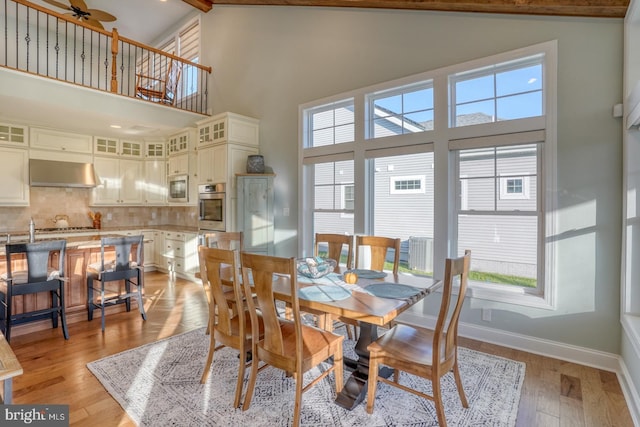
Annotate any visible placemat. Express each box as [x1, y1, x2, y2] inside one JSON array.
[[298, 285, 352, 302], [366, 283, 423, 299], [344, 269, 387, 279]]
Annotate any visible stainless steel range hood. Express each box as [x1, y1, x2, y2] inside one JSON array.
[[29, 159, 97, 188]]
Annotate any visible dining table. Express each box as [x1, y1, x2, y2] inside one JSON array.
[[271, 266, 442, 410]]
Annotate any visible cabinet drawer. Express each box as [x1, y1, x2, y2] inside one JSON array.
[[165, 239, 186, 258]]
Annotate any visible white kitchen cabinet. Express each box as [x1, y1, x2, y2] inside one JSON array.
[[167, 153, 190, 176], [197, 112, 259, 148], [154, 231, 165, 268], [91, 157, 144, 205], [0, 146, 29, 206], [162, 231, 198, 278], [30, 127, 92, 154], [144, 159, 167, 205], [0, 123, 27, 147], [94, 137, 143, 158], [196, 144, 226, 184], [167, 130, 191, 155], [236, 174, 275, 255], [145, 141, 165, 159]]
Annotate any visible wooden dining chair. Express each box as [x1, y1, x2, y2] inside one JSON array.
[[314, 233, 356, 338], [240, 253, 344, 427], [314, 233, 353, 268], [198, 245, 263, 408], [204, 231, 244, 251], [366, 250, 471, 427], [356, 235, 401, 274]]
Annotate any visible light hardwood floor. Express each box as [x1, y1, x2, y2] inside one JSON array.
[[5, 271, 635, 426]]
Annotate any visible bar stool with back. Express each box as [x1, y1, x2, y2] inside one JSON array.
[[86, 235, 147, 331], [0, 240, 69, 342]]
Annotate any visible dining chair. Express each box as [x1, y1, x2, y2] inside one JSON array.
[[366, 250, 471, 427], [198, 246, 263, 408], [204, 231, 244, 251], [355, 235, 401, 274], [0, 240, 69, 342], [314, 233, 356, 338], [240, 252, 344, 427], [86, 235, 146, 331], [314, 233, 353, 268]]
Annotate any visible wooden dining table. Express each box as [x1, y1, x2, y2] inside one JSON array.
[[270, 268, 442, 410]]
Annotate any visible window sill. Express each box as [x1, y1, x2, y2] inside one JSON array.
[[467, 282, 553, 309]]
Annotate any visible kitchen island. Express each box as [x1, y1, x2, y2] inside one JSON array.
[[0, 232, 162, 338]]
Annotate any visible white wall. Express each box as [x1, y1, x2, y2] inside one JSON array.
[[200, 6, 624, 355]]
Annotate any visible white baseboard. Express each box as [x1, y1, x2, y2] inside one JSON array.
[[398, 312, 620, 371]]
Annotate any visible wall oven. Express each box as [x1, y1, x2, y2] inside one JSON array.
[[198, 183, 226, 232], [168, 174, 189, 203]]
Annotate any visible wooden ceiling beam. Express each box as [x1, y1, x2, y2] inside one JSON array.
[[181, 0, 213, 12], [211, 0, 629, 18]]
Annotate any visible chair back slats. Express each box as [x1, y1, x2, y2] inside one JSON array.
[[241, 253, 295, 357], [204, 232, 244, 251], [6, 241, 66, 283], [314, 233, 353, 268], [198, 246, 242, 337], [100, 236, 143, 272], [355, 235, 401, 274], [433, 250, 471, 372]]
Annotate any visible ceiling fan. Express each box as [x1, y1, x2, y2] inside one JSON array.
[[41, 0, 116, 30]]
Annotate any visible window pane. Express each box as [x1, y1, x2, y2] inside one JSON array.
[[462, 177, 496, 210], [314, 212, 354, 236], [458, 215, 537, 287], [496, 64, 542, 97], [455, 100, 494, 126], [497, 92, 543, 120], [313, 161, 354, 210], [455, 75, 494, 104], [372, 152, 434, 275], [308, 101, 355, 147], [459, 147, 495, 178], [368, 82, 433, 138]]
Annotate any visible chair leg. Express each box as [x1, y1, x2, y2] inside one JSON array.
[[136, 273, 147, 321], [125, 279, 132, 312], [292, 368, 303, 427], [87, 276, 94, 321], [242, 348, 260, 411], [366, 353, 380, 414], [452, 361, 469, 408], [100, 280, 106, 332], [200, 334, 216, 384], [234, 349, 248, 408], [50, 290, 59, 329], [433, 375, 447, 427], [58, 282, 69, 340]]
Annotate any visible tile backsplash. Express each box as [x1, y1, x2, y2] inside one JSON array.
[[0, 187, 198, 232]]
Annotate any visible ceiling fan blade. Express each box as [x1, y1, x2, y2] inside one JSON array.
[[69, 0, 88, 11], [41, 0, 72, 11], [87, 9, 117, 22], [83, 17, 105, 30]]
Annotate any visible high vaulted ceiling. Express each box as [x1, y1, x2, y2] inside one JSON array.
[[201, 0, 629, 18]]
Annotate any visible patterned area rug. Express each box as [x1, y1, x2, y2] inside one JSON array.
[[87, 327, 525, 426]]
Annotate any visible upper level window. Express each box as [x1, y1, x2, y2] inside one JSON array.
[[449, 56, 543, 127], [155, 18, 200, 100], [306, 99, 355, 148], [367, 82, 434, 138]]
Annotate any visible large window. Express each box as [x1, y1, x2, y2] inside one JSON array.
[[300, 41, 556, 307], [156, 18, 200, 101]]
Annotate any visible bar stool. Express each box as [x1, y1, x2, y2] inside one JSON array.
[[0, 240, 69, 342], [87, 235, 146, 331]]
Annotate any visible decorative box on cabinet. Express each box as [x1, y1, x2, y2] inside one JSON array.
[[236, 174, 275, 255]]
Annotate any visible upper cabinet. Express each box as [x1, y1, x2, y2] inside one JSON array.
[[94, 137, 143, 158], [168, 129, 193, 155], [145, 141, 166, 159], [0, 146, 29, 206], [30, 127, 92, 154], [0, 123, 28, 147], [197, 112, 259, 148]]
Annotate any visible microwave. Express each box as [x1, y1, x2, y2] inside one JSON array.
[[168, 174, 189, 203]]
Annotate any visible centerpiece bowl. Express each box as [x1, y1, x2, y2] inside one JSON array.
[[296, 257, 337, 279]]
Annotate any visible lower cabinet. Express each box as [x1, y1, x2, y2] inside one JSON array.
[[161, 231, 198, 277]]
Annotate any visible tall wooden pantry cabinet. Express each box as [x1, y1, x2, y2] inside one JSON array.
[[236, 174, 275, 255]]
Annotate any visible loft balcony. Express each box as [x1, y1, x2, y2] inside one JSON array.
[[0, 0, 212, 134]]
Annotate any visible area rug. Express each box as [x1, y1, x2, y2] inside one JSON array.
[[87, 327, 525, 426]]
